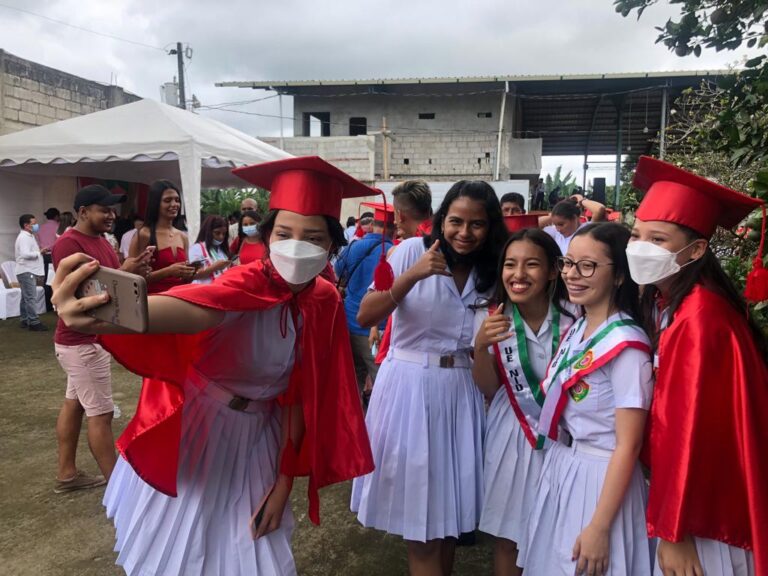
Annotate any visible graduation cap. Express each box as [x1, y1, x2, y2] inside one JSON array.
[[360, 201, 395, 224], [503, 214, 539, 233], [633, 156, 767, 302], [232, 156, 394, 290], [232, 156, 375, 219]]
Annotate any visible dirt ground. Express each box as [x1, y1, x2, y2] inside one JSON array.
[[0, 313, 493, 575]]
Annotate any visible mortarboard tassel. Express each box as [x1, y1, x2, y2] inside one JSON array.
[[373, 191, 395, 291], [745, 204, 768, 303]]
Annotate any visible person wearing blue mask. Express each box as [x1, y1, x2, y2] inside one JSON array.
[[188, 215, 232, 284], [14, 213, 48, 331], [230, 211, 266, 265]]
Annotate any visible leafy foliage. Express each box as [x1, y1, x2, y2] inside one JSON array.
[[545, 166, 579, 200], [200, 188, 269, 218]]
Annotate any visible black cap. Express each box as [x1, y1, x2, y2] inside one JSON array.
[[44, 207, 60, 219], [74, 185, 127, 211]]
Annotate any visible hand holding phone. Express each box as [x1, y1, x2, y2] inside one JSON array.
[[74, 266, 148, 333]]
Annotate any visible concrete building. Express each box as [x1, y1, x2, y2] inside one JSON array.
[[218, 71, 729, 202], [0, 49, 140, 136]]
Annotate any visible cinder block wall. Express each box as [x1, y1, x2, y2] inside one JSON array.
[[0, 50, 140, 135]]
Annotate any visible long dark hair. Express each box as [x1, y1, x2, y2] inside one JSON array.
[[258, 209, 347, 259], [639, 224, 768, 359], [424, 180, 507, 293], [495, 228, 574, 320], [57, 211, 74, 235], [144, 179, 182, 247], [572, 222, 641, 323], [195, 215, 230, 258]]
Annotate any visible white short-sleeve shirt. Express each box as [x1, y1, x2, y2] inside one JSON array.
[[385, 237, 493, 354], [544, 222, 589, 256], [561, 315, 653, 451]]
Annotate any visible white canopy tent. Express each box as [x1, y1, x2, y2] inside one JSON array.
[[0, 99, 290, 263]]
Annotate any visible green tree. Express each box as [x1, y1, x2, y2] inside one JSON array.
[[545, 166, 579, 201], [200, 188, 270, 218]]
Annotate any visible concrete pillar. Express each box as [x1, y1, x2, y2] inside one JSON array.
[[0, 49, 5, 135]]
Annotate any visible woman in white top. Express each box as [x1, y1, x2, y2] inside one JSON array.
[[519, 223, 654, 576], [188, 215, 232, 285], [543, 194, 606, 255], [351, 180, 508, 575], [472, 228, 578, 576]]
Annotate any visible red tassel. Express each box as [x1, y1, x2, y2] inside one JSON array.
[[745, 256, 768, 302], [373, 254, 394, 291]]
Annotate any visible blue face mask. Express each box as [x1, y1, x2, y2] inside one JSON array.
[[212, 238, 224, 246], [30, 223, 40, 233], [242, 224, 258, 237]]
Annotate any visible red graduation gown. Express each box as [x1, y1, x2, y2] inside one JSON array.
[[642, 285, 768, 573], [100, 260, 374, 525]]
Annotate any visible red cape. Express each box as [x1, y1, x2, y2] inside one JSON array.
[[100, 260, 374, 525], [642, 285, 768, 572]]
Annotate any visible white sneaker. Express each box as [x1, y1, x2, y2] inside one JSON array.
[[113, 404, 122, 419]]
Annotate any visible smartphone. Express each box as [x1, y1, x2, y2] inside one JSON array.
[[189, 259, 206, 270], [75, 267, 148, 333]]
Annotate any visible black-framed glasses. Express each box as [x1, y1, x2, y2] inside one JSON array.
[[556, 257, 614, 278]]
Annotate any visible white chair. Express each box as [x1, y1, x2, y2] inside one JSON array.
[[0, 264, 22, 320], [0, 261, 46, 315]]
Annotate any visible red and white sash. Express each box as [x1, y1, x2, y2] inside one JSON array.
[[537, 313, 650, 444], [493, 302, 574, 449]]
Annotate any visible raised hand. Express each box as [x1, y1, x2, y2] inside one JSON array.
[[51, 253, 113, 333], [475, 303, 512, 349], [407, 239, 452, 281]]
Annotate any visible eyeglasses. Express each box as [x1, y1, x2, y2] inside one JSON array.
[[556, 257, 614, 278]]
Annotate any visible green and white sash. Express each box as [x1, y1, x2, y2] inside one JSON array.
[[492, 303, 575, 449], [537, 313, 651, 444]]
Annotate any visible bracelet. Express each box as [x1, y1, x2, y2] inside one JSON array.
[[388, 289, 399, 306]]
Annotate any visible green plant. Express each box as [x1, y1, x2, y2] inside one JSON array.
[[200, 188, 270, 217], [545, 166, 579, 200]]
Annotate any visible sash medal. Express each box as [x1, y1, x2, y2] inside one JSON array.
[[536, 314, 651, 445], [492, 303, 574, 449]]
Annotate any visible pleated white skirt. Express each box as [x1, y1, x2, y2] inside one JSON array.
[[350, 357, 485, 542], [103, 382, 295, 576], [653, 538, 754, 576], [478, 387, 545, 544], [518, 441, 653, 575]]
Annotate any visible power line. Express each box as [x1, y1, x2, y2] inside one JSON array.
[[0, 2, 166, 52]]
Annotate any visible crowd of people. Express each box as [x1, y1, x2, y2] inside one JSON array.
[[13, 153, 767, 576]]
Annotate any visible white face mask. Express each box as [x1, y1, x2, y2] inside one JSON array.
[[269, 239, 328, 285], [625, 241, 697, 285]]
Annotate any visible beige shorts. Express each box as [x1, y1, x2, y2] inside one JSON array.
[[54, 343, 114, 417]]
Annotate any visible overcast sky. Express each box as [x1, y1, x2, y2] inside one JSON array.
[[0, 0, 760, 184]]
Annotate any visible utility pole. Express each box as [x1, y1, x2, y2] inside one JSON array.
[[176, 42, 186, 110]]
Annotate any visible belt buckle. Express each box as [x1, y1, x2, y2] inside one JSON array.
[[228, 395, 249, 411], [439, 355, 455, 368]]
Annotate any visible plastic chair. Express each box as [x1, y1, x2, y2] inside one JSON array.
[[1, 261, 46, 315], [0, 263, 22, 320]]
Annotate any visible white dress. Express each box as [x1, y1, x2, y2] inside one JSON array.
[[104, 307, 297, 576], [477, 305, 560, 544], [518, 314, 654, 575], [350, 237, 489, 542]]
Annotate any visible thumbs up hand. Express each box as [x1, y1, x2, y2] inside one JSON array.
[[407, 240, 452, 281]]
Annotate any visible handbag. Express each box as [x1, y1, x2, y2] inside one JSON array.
[[336, 241, 380, 299]]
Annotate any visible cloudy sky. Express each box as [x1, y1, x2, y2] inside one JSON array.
[[0, 0, 759, 183]]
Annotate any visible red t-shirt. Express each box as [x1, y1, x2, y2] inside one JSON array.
[[52, 228, 121, 346]]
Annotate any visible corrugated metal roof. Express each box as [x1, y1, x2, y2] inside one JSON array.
[[215, 69, 730, 89]]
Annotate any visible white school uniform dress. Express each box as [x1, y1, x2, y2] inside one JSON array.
[[543, 222, 588, 256], [350, 236, 489, 542], [104, 307, 298, 576], [188, 241, 228, 285], [476, 302, 578, 544], [518, 312, 654, 575]]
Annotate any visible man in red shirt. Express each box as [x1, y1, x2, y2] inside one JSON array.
[[51, 185, 152, 493]]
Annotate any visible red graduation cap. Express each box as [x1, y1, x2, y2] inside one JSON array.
[[232, 156, 376, 219], [633, 156, 762, 238], [504, 214, 539, 233], [360, 201, 395, 224], [633, 156, 767, 302], [232, 156, 395, 291]]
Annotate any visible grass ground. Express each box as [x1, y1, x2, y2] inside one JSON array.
[[0, 313, 493, 575]]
